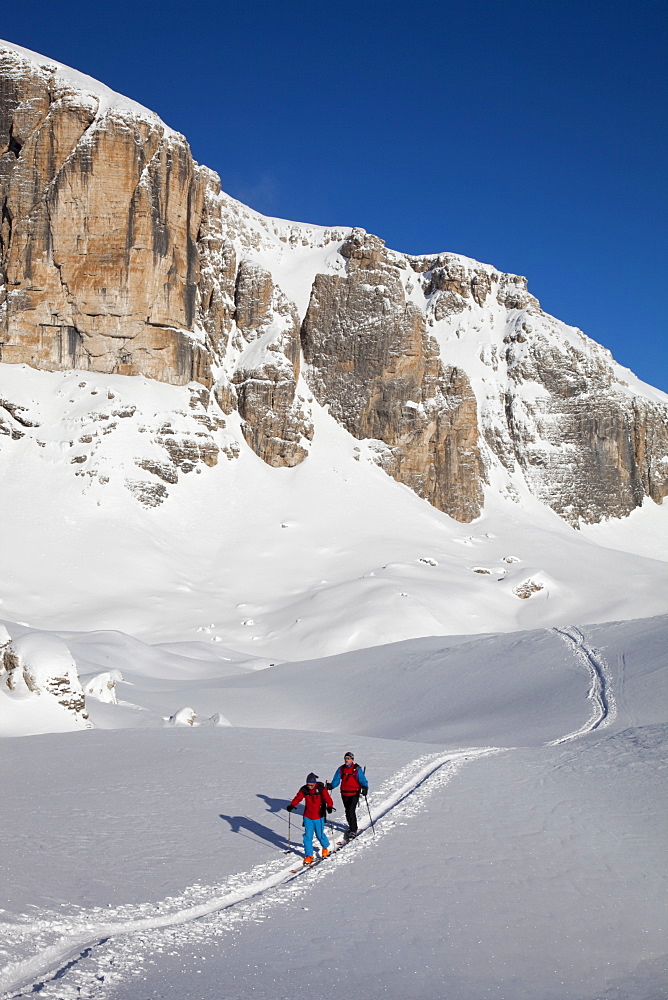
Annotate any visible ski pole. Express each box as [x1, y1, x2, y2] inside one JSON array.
[[364, 793, 375, 836], [363, 766, 375, 837], [288, 810, 291, 852]]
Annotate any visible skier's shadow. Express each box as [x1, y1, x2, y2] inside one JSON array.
[[218, 813, 290, 852], [256, 793, 288, 815]]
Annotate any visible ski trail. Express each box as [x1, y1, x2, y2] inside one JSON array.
[[549, 625, 616, 745], [0, 746, 502, 1000], [1, 624, 617, 998]]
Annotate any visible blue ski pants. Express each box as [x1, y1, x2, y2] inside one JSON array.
[[302, 817, 330, 856]]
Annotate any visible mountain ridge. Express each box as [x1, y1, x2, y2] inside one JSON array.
[[1, 39, 667, 527]]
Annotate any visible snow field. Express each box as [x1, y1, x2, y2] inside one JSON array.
[[0, 743, 498, 998], [0, 615, 665, 998], [0, 362, 667, 672], [198, 730, 664, 1000]]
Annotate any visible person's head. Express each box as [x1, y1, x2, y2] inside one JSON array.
[[306, 772, 318, 786], [344, 752, 354, 764]]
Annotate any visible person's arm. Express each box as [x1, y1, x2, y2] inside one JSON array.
[[329, 767, 342, 789], [323, 787, 334, 810], [358, 768, 369, 790], [287, 788, 305, 810]]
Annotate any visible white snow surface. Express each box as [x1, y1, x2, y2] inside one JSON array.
[[0, 363, 667, 675], [0, 615, 665, 999]]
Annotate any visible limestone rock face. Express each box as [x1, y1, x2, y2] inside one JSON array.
[[0, 48, 211, 385], [230, 260, 313, 467], [195, 173, 238, 360], [412, 252, 499, 316], [302, 229, 483, 520], [502, 329, 668, 523], [1, 42, 666, 527]]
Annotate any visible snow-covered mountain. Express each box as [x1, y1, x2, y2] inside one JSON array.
[[2, 39, 667, 529], [0, 39, 666, 1000], [0, 38, 666, 712]]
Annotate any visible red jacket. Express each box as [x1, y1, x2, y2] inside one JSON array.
[[289, 782, 334, 820], [332, 762, 367, 795]]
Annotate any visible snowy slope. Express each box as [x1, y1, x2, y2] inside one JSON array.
[[0, 616, 665, 999], [0, 41, 667, 681], [1, 363, 667, 680]]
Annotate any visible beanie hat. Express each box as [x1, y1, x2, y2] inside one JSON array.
[[306, 772, 318, 784], [344, 751, 354, 759]]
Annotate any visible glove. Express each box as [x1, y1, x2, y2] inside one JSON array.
[[361, 787, 368, 797], [287, 804, 295, 812], [325, 782, 333, 790], [326, 806, 334, 814]]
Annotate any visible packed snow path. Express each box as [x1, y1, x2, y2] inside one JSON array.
[[0, 622, 630, 1000]]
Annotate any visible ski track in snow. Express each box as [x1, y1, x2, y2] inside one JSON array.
[[0, 624, 617, 998], [549, 625, 616, 744], [0, 748, 503, 999]]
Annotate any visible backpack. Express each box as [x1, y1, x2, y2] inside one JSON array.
[[300, 782, 328, 817], [339, 763, 362, 794]]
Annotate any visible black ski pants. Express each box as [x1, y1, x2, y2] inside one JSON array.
[[342, 792, 360, 833]]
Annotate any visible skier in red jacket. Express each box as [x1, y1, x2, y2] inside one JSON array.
[[328, 751, 369, 841], [287, 772, 335, 865]]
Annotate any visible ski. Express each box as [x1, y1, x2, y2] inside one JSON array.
[[289, 855, 327, 874], [290, 855, 323, 873], [289, 842, 342, 873]]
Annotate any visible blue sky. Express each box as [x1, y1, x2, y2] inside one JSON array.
[[6, 0, 668, 391]]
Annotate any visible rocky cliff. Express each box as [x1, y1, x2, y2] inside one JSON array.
[[1, 40, 667, 525]]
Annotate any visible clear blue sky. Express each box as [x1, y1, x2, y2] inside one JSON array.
[[6, 0, 668, 391]]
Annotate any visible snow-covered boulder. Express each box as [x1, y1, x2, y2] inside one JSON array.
[[1, 633, 89, 727], [166, 706, 198, 727], [165, 707, 232, 727], [83, 669, 123, 704], [199, 712, 232, 727]]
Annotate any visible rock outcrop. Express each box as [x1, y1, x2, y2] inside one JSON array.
[[1, 41, 667, 525], [0, 49, 212, 385], [1, 630, 90, 726], [502, 328, 668, 523], [302, 230, 483, 520], [231, 260, 313, 467]]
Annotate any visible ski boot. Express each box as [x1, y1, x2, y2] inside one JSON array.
[[302, 855, 314, 865], [321, 848, 330, 859]]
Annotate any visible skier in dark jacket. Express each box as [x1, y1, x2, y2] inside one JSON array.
[[328, 751, 368, 840], [287, 772, 335, 865]]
